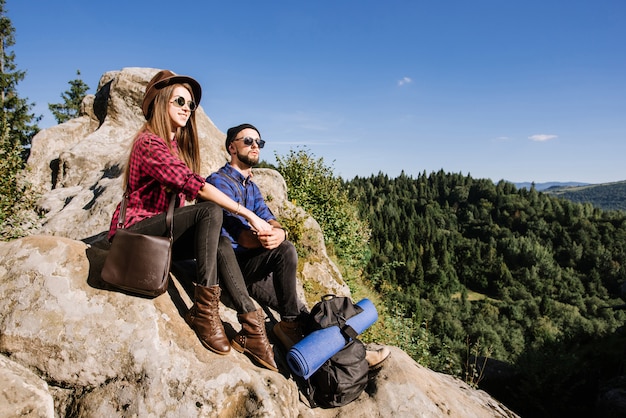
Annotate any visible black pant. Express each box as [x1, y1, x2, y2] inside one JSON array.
[[128, 201, 222, 287], [217, 236, 306, 320]]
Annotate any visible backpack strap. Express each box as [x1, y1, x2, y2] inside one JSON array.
[[340, 324, 358, 341], [304, 379, 319, 408], [325, 295, 359, 341]]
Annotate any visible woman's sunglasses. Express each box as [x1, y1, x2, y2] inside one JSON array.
[[235, 137, 266, 148], [170, 96, 197, 111]]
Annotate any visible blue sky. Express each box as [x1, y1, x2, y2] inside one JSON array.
[[8, 0, 626, 184]]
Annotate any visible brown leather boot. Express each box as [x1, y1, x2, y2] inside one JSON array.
[[366, 346, 391, 370], [231, 309, 278, 372], [272, 320, 305, 349], [185, 285, 230, 355]]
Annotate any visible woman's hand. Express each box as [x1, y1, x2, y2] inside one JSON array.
[[196, 182, 273, 235], [246, 212, 272, 232]]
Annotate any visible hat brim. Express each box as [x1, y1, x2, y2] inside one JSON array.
[[154, 75, 202, 105], [142, 71, 202, 119]]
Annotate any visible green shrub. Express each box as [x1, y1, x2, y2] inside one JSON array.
[[276, 147, 370, 269]]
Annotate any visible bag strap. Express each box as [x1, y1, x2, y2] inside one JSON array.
[[117, 192, 176, 238], [340, 324, 359, 341], [215, 170, 245, 203], [164, 194, 176, 239], [116, 193, 129, 229], [305, 379, 318, 408], [323, 295, 359, 341]]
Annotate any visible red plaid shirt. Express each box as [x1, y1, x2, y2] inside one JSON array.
[[108, 130, 205, 239]]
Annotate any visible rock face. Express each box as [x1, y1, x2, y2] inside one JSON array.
[[0, 236, 518, 417], [0, 67, 519, 417]]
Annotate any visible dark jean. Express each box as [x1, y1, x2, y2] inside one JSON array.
[[128, 201, 222, 287], [217, 236, 306, 320]]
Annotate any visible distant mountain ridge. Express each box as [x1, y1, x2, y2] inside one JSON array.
[[516, 180, 626, 211], [514, 181, 590, 191]]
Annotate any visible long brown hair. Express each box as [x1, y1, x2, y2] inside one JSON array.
[[124, 83, 201, 188]]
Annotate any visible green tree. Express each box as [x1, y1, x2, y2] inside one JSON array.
[[0, 0, 40, 160], [0, 0, 40, 238], [48, 70, 90, 124]]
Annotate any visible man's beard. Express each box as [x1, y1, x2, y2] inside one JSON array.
[[237, 150, 259, 167]]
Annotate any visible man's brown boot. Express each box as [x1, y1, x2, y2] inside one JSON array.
[[185, 284, 231, 355], [366, 346, 391, 370], [272, 320, 305, 349], [231, 308, 278, 372]]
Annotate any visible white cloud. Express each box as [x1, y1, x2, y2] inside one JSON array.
[[397, 76, 412, 87], [529, 134, 558, 142]]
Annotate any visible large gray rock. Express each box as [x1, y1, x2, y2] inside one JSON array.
[[0, 355, 55, 418], [0, 236, 518, 417]]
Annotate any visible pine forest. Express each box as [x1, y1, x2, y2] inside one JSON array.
[[343, 170, 626, 416]]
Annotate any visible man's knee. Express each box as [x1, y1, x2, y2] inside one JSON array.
[[278, 240, 298, 263]]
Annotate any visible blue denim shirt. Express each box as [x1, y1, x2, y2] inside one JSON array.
[[206, 163, 276, 252]]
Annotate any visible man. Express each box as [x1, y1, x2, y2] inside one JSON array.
[[207, 123, 307, 349], [208, 123, 389, 367]]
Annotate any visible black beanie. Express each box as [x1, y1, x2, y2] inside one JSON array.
[[225, 123, 260, 149]]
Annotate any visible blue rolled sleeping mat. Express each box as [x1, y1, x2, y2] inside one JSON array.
[[286, 298, 378, 379]]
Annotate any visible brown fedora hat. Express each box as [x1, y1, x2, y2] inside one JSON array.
[[142, 69, 202, 119]]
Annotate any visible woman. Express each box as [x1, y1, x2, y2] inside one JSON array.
[[107, 70, 277, 371]]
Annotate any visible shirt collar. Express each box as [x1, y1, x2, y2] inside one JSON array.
[[224, 162, 252, 185]]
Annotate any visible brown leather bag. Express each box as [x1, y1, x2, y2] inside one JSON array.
[[101, 194, 176, 297]]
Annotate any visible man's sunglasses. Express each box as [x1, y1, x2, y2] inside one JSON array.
[[170, 96, 197, 111], [235, 137, 265, 148]]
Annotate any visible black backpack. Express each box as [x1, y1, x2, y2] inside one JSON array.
[[302, 295, 370, 408]]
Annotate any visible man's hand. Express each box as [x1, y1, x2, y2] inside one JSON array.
[[256, 227, 287, 250]]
